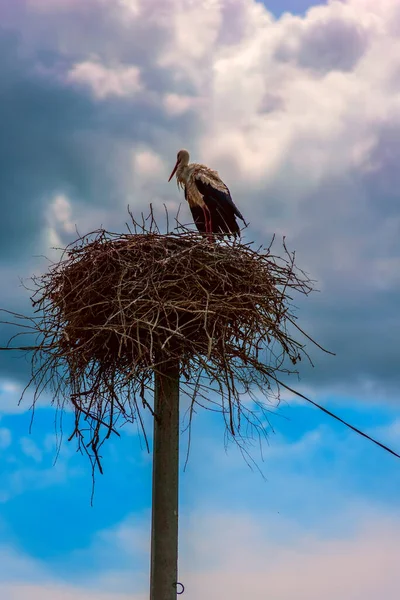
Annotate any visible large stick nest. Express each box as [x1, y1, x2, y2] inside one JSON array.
[[5, 211, 320, 473]]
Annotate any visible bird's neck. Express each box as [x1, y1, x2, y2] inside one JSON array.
[[176, 163, 190, 184]]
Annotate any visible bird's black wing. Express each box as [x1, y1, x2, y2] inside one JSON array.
[[194, 179, 246, 235], [185, 186, 206, 233], [190, 206, 207, 233], [195, 179, 246, 223]]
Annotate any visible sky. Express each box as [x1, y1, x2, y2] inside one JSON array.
[[0, 0, 400, 598]]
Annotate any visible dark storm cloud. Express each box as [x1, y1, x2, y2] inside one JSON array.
[[0, 0, 399, 404], [0, 0, 198, 96], [0, 18, 197, 264], [275, 17, 369, 73], [362, 125, 400, 216], [298, 291, 400, 396], [0, 28, 142, 260], [297, 18, 369, 72], [258, 157, 400, 399], [0, 29, 96, 259]]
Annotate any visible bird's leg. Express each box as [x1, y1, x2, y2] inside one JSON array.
[[202, 206, 210, 233], [203, 205, 213, 241]]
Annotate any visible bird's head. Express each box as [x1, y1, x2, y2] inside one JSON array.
[[168, 149, 190, 182]]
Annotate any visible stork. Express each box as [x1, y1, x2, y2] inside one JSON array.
[[168, 149, 247, 236]]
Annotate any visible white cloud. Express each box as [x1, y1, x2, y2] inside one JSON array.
[[117, 0, 141, 18], [0, 583, 139, 600], [19, 438, 42, 463], [163, 93, 203, 116], [369, 417, 400, 448], [0, 460, 82, 504], [0, 380, 31, 415], [0, 379, 55, 415], [50, 195, 76, 235], [49, 194, 76, 236], [0, 425, 83, 504], [45, 193, 77, 251], [0, 428, 12, 449], [181, 512, 400, 600], [132, 149, 165, 179], [1, 509, 400, 599], [26, 0, 84, 10], [68, 60, 142, 99], [0, 545, 49, 587]]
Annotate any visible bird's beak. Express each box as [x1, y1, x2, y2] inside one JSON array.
[[168, 159, 180, 182]]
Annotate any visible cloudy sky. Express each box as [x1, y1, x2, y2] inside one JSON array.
[[1, 0, 400, 598]]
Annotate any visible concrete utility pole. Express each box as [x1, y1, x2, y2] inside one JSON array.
[[150, 356, 180, 600]]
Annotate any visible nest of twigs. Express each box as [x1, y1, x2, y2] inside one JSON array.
[[6, 210, 319, 473]]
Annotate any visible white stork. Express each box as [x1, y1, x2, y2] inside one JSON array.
[[168, 149, 247, 236]]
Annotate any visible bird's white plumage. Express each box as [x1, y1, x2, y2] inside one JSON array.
[[177, 163, 229, 208]]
